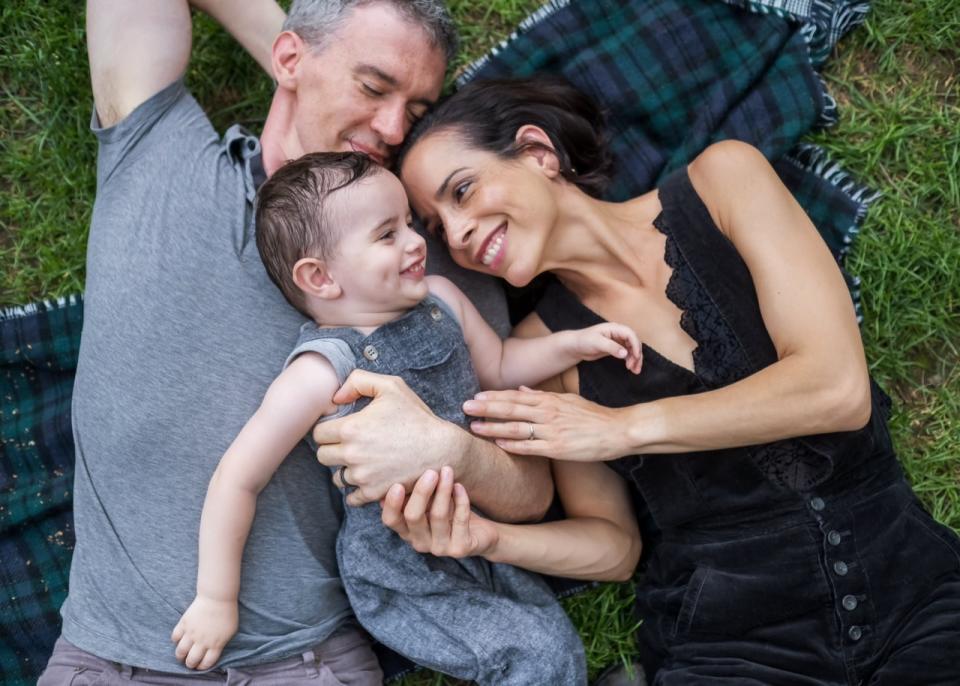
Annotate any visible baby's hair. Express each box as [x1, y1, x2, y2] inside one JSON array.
[[398, 74, 614, 198], [255, 151, 381, 316]]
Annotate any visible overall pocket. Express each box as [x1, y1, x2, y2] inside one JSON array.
[[672, 561, 830, 639]]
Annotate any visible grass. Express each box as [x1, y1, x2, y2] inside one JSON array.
[[1, 0, 958, 683]]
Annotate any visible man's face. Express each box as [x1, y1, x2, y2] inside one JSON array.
[[291, 3, 447, 165]]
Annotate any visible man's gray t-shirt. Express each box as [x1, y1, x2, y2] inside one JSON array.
[[62, 78, 509, 672], [62, 79, 349, 670]]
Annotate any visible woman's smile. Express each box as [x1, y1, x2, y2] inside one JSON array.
[[478, 222, 508, 269]]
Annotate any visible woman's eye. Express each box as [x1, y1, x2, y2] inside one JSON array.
[[362, 83, 383, 97], [453, 182, 471, 204]]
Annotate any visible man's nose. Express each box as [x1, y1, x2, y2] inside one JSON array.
[[371, 102, 406, 147]]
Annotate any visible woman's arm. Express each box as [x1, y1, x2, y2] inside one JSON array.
[[466, 141, 872, 460], [382, 460, 640, 581], [172, 353, 338, 670], [487, 460, 641, 580], [381, 334, 640, 581]]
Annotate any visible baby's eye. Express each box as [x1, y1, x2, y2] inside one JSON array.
[[362, 83, 384, 97], [379, 229, 396, 241]]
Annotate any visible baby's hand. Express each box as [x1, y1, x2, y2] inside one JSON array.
[[171, 595, 239, 670], [571, 323, 643, 374]]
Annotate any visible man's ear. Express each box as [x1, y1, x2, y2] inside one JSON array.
[[515, 125, 561, 178], [292, 257, 342, 300], [272, 31, 306, 91]]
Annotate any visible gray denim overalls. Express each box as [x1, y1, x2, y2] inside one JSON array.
[[287, 295, 587, 685]]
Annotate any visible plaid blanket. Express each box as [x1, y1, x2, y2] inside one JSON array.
[[1, 0, 872, 683]]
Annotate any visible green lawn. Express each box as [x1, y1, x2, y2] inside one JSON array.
[[1, 0, 958, 683]]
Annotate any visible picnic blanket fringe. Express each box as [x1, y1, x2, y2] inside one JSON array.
[[0, 294, 82, 322], [457, 0, 572, 85], [786, 142, 881, 259], [782, 142, 880, 321]]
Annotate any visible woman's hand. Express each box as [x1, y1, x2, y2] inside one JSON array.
[[463, 387, 634, 461], [381, 466, 500, 559]]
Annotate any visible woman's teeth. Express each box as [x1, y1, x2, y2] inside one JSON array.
[[482, 232, 505, 266]]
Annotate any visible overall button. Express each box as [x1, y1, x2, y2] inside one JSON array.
[[809, 497, 825, 511], [842, 595, 858, 611], [363, 345, 379, 361], [827, 530, 842, 546], [430, 306, 443, 321], [848, 625, 862, 642], [833, 561, 849, 576]]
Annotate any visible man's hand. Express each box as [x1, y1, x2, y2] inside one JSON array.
[[313, 370, 465, 507], [381, 466, 500, 559], [171, 594, 239, 670]]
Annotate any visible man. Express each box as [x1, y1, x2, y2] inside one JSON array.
[[38, 1, 551, 682]]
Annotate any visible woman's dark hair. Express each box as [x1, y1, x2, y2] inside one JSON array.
[[398, 74, 614, 197]]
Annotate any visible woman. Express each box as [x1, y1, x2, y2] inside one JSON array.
[[384, 76, 960, 684]]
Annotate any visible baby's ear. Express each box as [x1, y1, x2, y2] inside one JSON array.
[[292, 258, 342, 300], [515, 125, 561, 178]]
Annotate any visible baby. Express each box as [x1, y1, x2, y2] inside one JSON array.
[[171, 152, 641, 684]]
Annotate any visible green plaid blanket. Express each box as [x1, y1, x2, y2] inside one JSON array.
[[0, 0, 873, 682]]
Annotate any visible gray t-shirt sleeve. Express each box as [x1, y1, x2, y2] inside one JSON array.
[[91, 78, 212, 186], [284, 332, 358, 422]]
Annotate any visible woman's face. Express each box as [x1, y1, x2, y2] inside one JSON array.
[[400, 130, 559, 287]]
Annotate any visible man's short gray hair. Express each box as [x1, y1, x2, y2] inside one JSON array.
[[283, 0, 458, 63]]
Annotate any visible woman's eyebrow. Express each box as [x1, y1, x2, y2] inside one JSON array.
[[436, 167, 468, 200]]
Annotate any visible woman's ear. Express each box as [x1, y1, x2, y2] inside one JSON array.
[[292, 257, 342, 300], [272, 31, 306, 91], [515, 125, 561, 178]]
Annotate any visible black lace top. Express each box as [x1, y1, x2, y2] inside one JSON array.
[[536, 166, 893, 515], [654, 211, 833, 491]]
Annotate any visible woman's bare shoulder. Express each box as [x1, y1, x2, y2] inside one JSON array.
[[687, 141, 777, 234]]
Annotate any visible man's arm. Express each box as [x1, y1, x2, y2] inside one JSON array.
[[191, 1, 285, 76], [87, 0, 283, 128], [313, 370, 554, 522]]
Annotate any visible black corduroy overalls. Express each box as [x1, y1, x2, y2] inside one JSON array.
[[536, 168, 960, 685]]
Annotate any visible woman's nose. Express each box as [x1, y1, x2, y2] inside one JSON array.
[[447, 221, 476, 249]]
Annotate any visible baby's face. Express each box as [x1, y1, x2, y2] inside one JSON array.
[[324, 171, 429, 314]]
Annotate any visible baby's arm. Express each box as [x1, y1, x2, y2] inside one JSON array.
[[171, 353, 340, 670], [427, 275, 641, 391]]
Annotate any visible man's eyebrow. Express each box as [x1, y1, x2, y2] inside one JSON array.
[[354, 63, 435, 108], [436, 167, 468, 201], [355, 63, 399, 87]]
